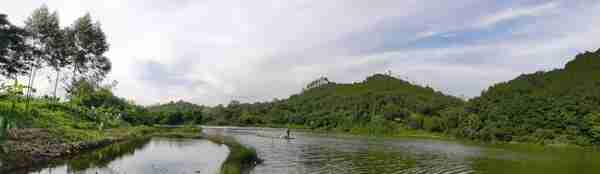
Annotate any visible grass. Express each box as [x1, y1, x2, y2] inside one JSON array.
[[0, 98, 202, 143], [150, 126, 202, 139], [47, 126, 202, 143], [205, 135, 261, 174]]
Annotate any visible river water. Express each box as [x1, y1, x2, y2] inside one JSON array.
[[21, 127, 600, 174], [203, 126, 600, 174]]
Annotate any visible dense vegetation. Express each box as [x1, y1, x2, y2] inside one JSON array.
[[461, 49, 600, 145], [145, 100, 206, 125]]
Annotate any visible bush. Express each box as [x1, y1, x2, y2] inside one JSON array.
[[585, 112, 600, 143], [408, 113, 424, 129], [423, 116, 442, 132]]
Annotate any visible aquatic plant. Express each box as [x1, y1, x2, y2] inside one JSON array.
[[220, 139, 260, 174], [0, 110, 19, 142], [0, 116, 6, 141], [205, 135, 260, 174]]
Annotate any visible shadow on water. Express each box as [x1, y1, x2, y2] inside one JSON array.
[[11, 139, 151, 174], [21, 138, 229, 174], [203, 126, 600, 174]]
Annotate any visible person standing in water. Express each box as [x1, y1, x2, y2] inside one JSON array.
[[285, 128, 291, 138]]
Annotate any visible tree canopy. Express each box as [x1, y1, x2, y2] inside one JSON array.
[[0, 14, 31, 79]]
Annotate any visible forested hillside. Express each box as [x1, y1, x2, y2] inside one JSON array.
[[462, 49, 600, 145], [204, 74, 465, 134]]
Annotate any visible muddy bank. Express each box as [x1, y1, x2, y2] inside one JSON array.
[[0, 129, 118, 172]]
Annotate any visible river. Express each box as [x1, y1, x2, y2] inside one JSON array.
[[203, 126, 600, 174], [22, 127, 600, 174]]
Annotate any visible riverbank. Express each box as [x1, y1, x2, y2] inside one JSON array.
[[0, 126, 201, 173]]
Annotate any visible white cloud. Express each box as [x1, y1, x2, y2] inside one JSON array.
[[415, 31, 438, 39], [475, 1, 559, 28]]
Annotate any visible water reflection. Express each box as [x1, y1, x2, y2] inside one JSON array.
[[26, 138, 228, 174]]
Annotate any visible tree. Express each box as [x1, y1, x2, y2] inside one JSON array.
[[0, 14, 32, 81], [1, 14, 33, 110], [24, 6, 69, 106], [66, 13, 111, 88]]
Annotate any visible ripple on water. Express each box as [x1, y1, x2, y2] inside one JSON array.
[[205, 127, 480, 174]]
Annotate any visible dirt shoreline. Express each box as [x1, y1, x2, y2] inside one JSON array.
[[0, 129, 121, 173]]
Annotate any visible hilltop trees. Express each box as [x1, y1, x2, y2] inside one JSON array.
[[146, 100, 206, 125], [200, 74, 465, 134]]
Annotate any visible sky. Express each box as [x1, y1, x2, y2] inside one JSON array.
[[2, 0, 600, 105]]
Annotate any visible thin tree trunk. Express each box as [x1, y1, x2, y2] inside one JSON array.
[[72, 64, 77, 81], [10, 78, 18, 112], [25, 68, 35, 112], [26, 68, 34, 99], [53, 70, 60, 102], [25, 67, 39, 113]]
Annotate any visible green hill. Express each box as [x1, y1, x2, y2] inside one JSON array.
[[464, 49, 600, 145], [209, 74, 464, 134]]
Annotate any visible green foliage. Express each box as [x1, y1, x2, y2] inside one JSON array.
[[69, 79, 127, 109], [584, 112, 600, 143], [423, 116, 442, 132], [0, 9, 124, 135], [408, 113, 424, 129], [206, 136, 260, 174], [465, 49, 600, 145], [67, 13, 111, 80], [0, 14, 32, 79], [0, 115, 16, 141], [24, 5, 68, 70], [145, 100, 206, 125]]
